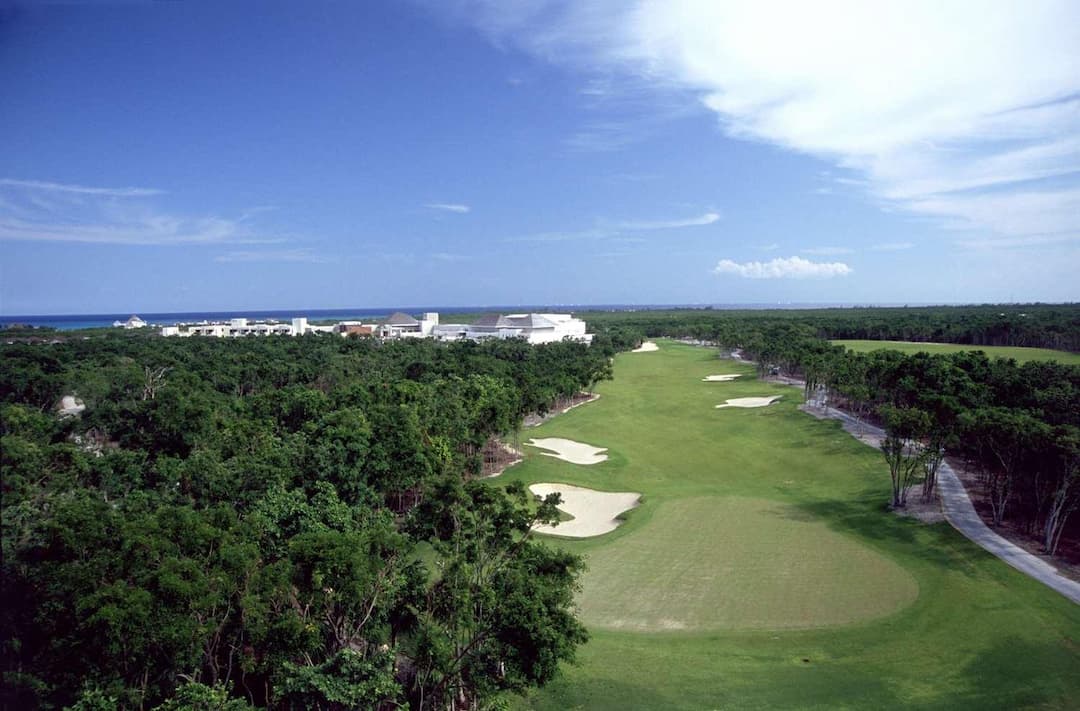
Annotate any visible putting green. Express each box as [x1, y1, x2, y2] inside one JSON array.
[[579, 497, 918, 631]]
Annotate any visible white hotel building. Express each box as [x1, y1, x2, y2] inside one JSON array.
[[159, 312, 592, 345]]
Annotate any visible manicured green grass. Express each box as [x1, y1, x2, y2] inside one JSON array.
[[492, 340, 1080, 710], [578, 497, 918, 632], [833, 339, 1080, 365]]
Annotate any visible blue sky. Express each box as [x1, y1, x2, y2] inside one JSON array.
[[1, 1, 1078, 315]]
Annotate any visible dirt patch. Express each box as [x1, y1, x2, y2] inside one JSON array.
[[893, 484, 945, 524], [57, 395, 85, 417], [522, 392, 599, 428], [478, 438, 523, 479]]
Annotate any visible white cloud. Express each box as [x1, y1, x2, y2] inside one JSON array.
[[425, 203, 471, 214], [617, 211, 719, 230], [0, 178, 281, 246], [430, 252, 473, 262], [801, 246, 854, 255], [215, 248, 328, 263], [713, 256, 852, 279], [448, 1, 1080, 246], [513, 210, 718, 241]]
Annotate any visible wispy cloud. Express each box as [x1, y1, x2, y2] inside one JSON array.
[[449, 1, 1080, 247], [430, 252, 473, 262], [871, 242, 914, 251], [425, 203, 471, 214], [0, 178, 165, 197], [512, 210, 719, 242], [714, 256, 852, 279], [801, 246, 854, 256], [617, 211, 719, 230], [214, 248, 327, 263], [0, 178, 282, 246]]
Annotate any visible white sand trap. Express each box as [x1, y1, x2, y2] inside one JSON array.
[[702, 374, 742, 382], [630, 341, 659, 352], [529, 483, 640, 537], [525, 437, 608, 465], [715, 396, 781, 409]]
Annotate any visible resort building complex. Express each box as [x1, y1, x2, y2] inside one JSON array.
[[154, 312, 593, 344]]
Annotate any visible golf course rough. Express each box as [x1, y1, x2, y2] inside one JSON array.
[[498, 339, 1080, 710]]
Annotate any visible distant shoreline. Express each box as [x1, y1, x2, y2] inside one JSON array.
[[0, 301, 1044, 331]]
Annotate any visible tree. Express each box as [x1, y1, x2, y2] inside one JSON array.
[[962, 407, 1048, 527], [404, 478, 587, 710], [879, 406, 931, 508], [916, 395, 960, 502], [1043, 426, 1080, 555]]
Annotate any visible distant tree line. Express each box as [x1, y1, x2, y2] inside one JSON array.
[[585, 303, 1080, 352], [1, 334, 620, 710]]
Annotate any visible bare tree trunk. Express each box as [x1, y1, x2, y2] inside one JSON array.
[[921, 445, 945, 502], [1044, 477, 1079, 555], [142, 365, 170, 401]]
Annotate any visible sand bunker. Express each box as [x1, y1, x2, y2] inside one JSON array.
[[702, 374, 742, 382], [529, 483, 641, 537], [716, 396, 781, 409], [630, 341, 659, 353], [525, 437, 609, 465]]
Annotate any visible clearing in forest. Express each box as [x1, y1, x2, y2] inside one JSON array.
[[496, 339, 1080, 710]]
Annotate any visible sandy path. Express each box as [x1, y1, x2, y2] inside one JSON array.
[[529, 483, 640, 537], [631, 341, 659, 353], [703, 374, 742, 382], [716, 396, 781, 409], [525, 437, 609, 465]]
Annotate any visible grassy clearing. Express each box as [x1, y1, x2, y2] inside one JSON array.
[[492, 340, 1080, 709], [832, 339, 1080, 365]]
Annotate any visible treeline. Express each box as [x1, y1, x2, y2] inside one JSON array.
[[715, 321, 1080, 556], [584, 303, 1080, 352], [1, 334, 620, 710]]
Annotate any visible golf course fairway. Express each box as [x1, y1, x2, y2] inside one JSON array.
[[494, 340, 1080, 710], [832, 339, 1080, 365]]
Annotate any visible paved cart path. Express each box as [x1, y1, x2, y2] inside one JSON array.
[[811, 405, 1080, 605]]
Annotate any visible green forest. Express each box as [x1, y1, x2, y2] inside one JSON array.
[[583, 302, 1080, 352], [2, 335, 619, 710]]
